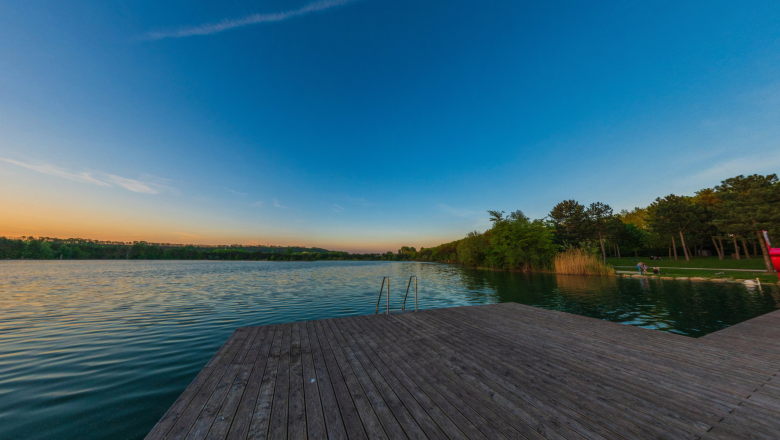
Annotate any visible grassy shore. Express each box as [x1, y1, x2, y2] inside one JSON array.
[[617, 268, 779, 283], [606, 256, 767, 270]]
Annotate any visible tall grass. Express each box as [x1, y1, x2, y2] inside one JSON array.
[[554, 248, 615, 276]]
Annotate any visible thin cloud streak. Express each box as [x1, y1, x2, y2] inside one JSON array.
[[1, 158, 109, 187], [105, 174, 158, 194], [1, 158, 162, 194], [682, 152, 780, 189], [274, 199, 288, 208], [147, 0, 360, 40]]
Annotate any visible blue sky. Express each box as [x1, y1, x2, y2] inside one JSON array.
[[1, 0, 779, 252]]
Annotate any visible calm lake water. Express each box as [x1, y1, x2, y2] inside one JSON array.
[[1, 260, 779, 440]]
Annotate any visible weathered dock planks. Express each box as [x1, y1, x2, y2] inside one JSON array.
[[146, 303, 780, 439]]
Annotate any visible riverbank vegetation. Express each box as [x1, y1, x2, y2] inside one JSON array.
[[0, 238, 400, 261], [405, 173, 780, 275], [555, 249, 615, 276], [623, 268, 778, 283], [606, 256, 766, 270]]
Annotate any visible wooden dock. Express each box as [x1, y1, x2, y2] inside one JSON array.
[[145, 303, 780, 439]]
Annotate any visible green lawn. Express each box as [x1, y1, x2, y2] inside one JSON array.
[[607, 256, 768, 270], [616, 268, 779, 283]]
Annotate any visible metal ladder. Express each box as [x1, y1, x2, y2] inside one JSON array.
[[403, 276, 418, 312], [375, 276, 390, 314], [375, 276, 418, 314]]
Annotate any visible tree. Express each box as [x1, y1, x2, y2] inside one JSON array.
[[606, 216, 629, 258], [622, 223, 646, 257], [585, 202, 613, 263], [457, 232, 488, 268], [618, 207, 648, 230], [549, 200, 588, 246], [714, 174, 780, 273], [692, 188, 726, 259], [398, 246, 417, 260], [486, 212, 558, 271], [646, 195, 706, 262]]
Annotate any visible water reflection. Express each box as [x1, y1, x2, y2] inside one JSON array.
[[450, 266, 779, 337]]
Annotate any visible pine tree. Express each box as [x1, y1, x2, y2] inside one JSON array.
[[646, 195, 707, 262], [714, 174, 780, 273]]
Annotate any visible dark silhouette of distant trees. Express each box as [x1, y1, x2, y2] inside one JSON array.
[[0, 238, 405, 262]]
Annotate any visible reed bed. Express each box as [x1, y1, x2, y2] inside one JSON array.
[[554, 248, 615, 276]]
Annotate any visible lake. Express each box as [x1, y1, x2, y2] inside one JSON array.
[[1, 260, 778, 440]]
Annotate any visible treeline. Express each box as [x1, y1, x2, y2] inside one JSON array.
[[399, 174, 780, 273], [0, 237, 406, 262], [398, 211, 558, 271]]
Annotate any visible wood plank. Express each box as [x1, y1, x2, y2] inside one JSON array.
[[145, 328, 251, 440], [205, 326, 269, 440], [368, 314, 596, 440], [162, 328, 256, 440], [299, 321, 327, 439], [267, 324, 292, 439], [426, 306, 731, 426], [355, 316, 529, 440], [148, 302, 780, 440], [311, 319, 368, 440], [326, 318, 425, 439], [288, 322, 307, 440], [336, 314, 473, 440], [315, 319, 389, 439], [398, 311, 700, 440], [224, 325, 277, 440], [447, 305, 754, 404], [305, 320, 349, 440], [331, 315, 453, 440], [246, 323, 284, 440], [184, 327, 263, 440]]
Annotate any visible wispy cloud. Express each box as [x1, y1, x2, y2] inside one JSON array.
[[682, 152, 780, 189], [274, 199, 288, 208], [1, 158, 166, 194], [104, 174, 157, 194], [252, 201, 264, 207], [332, 204, 344, 212], [222, 186, 248, 196], [1, 158, 110, 187], [147, 0, 360, 40], [174, 232, 201, 238]]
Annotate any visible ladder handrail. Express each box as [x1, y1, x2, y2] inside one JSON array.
[[402, 276, 418, 312], [375, 276, 390, 314]]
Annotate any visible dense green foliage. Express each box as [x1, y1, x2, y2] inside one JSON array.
[[0, 237, 407, 262], [403, 173, 780, 274], [400, 210, 559, 271]]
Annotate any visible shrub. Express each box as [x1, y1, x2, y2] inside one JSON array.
[[554, 248, 614, 276]]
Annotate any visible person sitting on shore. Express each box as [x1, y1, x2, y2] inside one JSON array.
[[653, 267, 660, 274], [637, 262, 647, 274]]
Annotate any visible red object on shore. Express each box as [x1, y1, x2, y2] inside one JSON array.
[[771, 247, 780, 273], [761, 231, 780, 279], [764, 231, 780, 281]]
